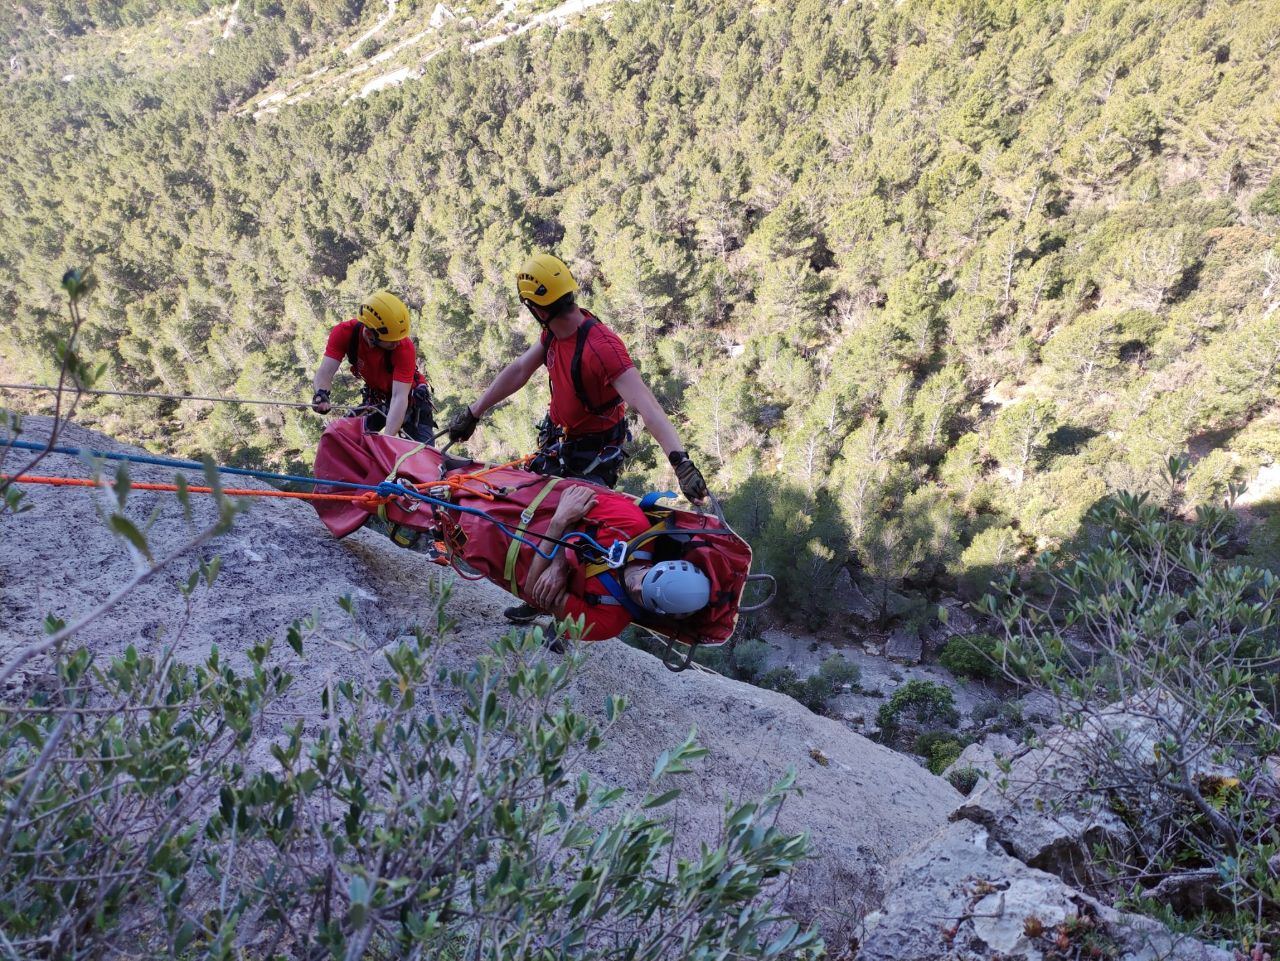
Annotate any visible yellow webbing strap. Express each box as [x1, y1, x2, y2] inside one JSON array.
[[376, 442, 429, 526], [582, 513, 670, 580], [504, 477, 562, 595], [386, 442, 427, 481]]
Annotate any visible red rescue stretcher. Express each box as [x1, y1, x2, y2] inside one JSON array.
[[310, 418, 774, 670]]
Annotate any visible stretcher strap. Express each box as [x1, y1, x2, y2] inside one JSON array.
[[504, 476, 561, 595], [596, 571, 648, 620], [388, 442, 428, 479], [376, 441, 429, 525]]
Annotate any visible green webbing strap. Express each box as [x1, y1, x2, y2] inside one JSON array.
[[387, 442, 427, 480], [504, 477, 562, 595]]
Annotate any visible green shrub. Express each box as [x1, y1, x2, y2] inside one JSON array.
[[946, 766, 982, 795], [971, 699, 999, 725], [912, 731, 966, 774], [796, 672, 835, 712], [754, 658, 858, 715], [939, 633, 1001, 679], [1249, 173, 1280, 216], [732, 638, 773, 682], [817, 653, 860, 690], [0, 600, 823, 960], [877, 680, 959, 737], [757, 666, 801, 699]]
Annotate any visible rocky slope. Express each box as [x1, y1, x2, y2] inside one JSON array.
[[0, 417, 959, 945], [4, 417, 1250, 958]]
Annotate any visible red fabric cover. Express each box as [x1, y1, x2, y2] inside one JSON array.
[[542, 311, 632, 436], [310, 418, 752, 646], [311, 416, 449, 537], [324, 318, 425, 392], [555, 498, 650, 640]]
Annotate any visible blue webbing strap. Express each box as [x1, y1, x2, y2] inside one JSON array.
[[596, 571, 649, 621], [638, 490, 676, 510]]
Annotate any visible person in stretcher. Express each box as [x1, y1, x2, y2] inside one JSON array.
[[516, 484, 712, 641]]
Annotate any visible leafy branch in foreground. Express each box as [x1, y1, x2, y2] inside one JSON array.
[[0, 590, 821, 960], [1, 267, 105, 517]]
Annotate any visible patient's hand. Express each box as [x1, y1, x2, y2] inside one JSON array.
[[529, 557, 569, 611], [552, 485, 597, 526]]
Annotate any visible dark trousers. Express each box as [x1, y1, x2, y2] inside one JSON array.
[[528, 419, 630, 489], [353, 385, 436, 443]]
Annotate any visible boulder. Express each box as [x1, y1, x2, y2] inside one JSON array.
[[885, 625, 923, 664], [920, 599, 980, 655], [859, 820, 1233, 961]]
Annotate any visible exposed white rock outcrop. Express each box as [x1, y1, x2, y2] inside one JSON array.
[[952, 727, 1135, 889], [859, 820, 1233, 961]]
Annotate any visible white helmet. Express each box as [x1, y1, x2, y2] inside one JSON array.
[[639, 560, 711, 617]]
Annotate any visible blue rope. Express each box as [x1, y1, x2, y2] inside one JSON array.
[[6, 439, 379, 491], [9, 438, 613, 562]]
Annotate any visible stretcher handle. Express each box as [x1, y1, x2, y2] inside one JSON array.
[[739, 573, 778, 613], [660, 635, 697, 673], [426, 426, 458, 456], [704, 491, 728, 526]]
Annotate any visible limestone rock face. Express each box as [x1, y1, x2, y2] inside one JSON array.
[[859, 821, 1233, 961], [952, 729, 1134, 888], [943, 733, 1020, 783]]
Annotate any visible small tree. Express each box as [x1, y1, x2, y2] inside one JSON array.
[[987, 398, 1058, 488], [982, 459, 1280, 944], [0, 600, 826, 960]]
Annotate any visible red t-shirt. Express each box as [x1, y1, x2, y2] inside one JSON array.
[[324, 319, 424, 395], [559, 490, 650, 641], [542, 312, 634, 436]]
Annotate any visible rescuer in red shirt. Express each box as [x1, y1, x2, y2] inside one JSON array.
[[310, 291, 434, 442], [444, 254, 709, 624]]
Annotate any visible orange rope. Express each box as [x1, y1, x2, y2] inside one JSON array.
[[3, 475, 391, 506], [405, 453, 537, 502]]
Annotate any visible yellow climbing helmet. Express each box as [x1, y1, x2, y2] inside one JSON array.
[[358, 291, 411, 341], [516, 254, 578, 307]]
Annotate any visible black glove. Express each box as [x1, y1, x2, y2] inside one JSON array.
[[411, 383, 435, 429], [447, 405, 481, 442], [411, 382, 434, 409], [311, 388, 331, 414], [669, 450, 709, 503]]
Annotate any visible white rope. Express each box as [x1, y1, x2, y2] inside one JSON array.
[[0, 383, 358, 412]]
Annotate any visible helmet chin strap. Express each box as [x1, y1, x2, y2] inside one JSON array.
[[524, 300, 552, 329]]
